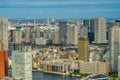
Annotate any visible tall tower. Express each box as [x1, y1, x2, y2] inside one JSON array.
[[0, 18, 8, 79], [59, 21, 67, 44], [67, 23, 78, 45], [12, 51, 32, 80], [78, 38, 89, 61], [109, 26, 120, 72], [0, 18, 8, 50], [94, 18, 107, 44]]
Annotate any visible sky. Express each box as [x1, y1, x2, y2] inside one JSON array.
[[0, 0, 120, 19]]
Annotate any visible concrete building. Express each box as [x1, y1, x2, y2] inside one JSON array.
[[118, 56, 120, 79], [80, 26, 88, 38], [35, 37, 47, 45], [12, 51, 32, 80], [78, 38, 89, 61], [0, 51, 8, 80], [109, 26, 120, 72], [13, 28, 22, 43], [0, 18, 8, 50], [59, 21, 67, 44], [80, 62, 110, 75], [0, 18, 8, 80], [94, 18, 107, 44], [67, 24, 78, 45], [24, 27, 31, 43]]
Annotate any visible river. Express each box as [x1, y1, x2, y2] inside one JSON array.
[[8, 71, 80, 80]]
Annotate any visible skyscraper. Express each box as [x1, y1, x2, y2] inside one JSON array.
[[0, 18, 8, 50], [67, 23, 78, 45], [94, 18, 107, 44], [78, 38, 89, 61], [0, 18, 8, 80], [12, 51, 32, 80], [59, 21, 67, 44], [0, 51, 8, 80], [109, 26, 120, 72]]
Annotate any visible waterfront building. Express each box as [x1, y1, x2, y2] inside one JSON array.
[[12, 51, 32, 80], [80, 62, 110, 75], [109, 26, 120, 72], [94, 18, 107, 44], [78, 38, 89, 61], [67, 23, 78, 45]]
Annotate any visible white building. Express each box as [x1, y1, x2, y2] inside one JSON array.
[[94, 18, 107, 43], [12, 51, 32, 80], [109, 26, 120, 72], [67, 24, 78, 45], [35, 37, 47, 45]]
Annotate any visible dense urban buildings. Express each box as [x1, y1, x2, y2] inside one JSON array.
[[1, 17, 120, 79], [12, 51, 32, 80]]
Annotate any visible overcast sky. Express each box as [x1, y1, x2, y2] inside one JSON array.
[[0, 0, 120, 18]]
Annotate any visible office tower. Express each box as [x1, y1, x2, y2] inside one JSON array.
[[109, 26, 120, 72], [80, 26, 88, 38], [0, 51, 8, 80], [13, 27, 22, 43], [52, 30, 60, 44], [35, 27, 40, 38], [78, 38, 89, 61], [115, 20, 120, 27], [24, 27, 31, 43], [83, 19, 90, 32], [12, 51, 32, 80], [67, 23, 78, 45], [0, 18, 8, 50], [59, 21, 67, 44], [90, 19, 95, 33], [94, 18, 107, 44]]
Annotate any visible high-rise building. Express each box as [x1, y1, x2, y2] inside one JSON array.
[[83, 19, 90, 32], [13, 27, 22, 43], [80, 26, 88, 38], [0, 51, 8, 80], [12, 51, 32, 80], [94, 18, 107, 44], [0, 18, 8, 79], [109, 26, 120, 72], [59, 21, 67, 44], [67, 23, 78, 45], [118, 56, 120, 79], [78, 38, 89, 61], [0, 18, 8, 50]]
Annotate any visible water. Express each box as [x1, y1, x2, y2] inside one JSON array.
[[9, 71, 80, 80]]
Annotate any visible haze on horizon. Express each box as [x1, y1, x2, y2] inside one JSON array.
[[0, 0, 120, 19]]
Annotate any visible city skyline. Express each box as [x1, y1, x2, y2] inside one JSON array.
[[0, 0, 120, 18]]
